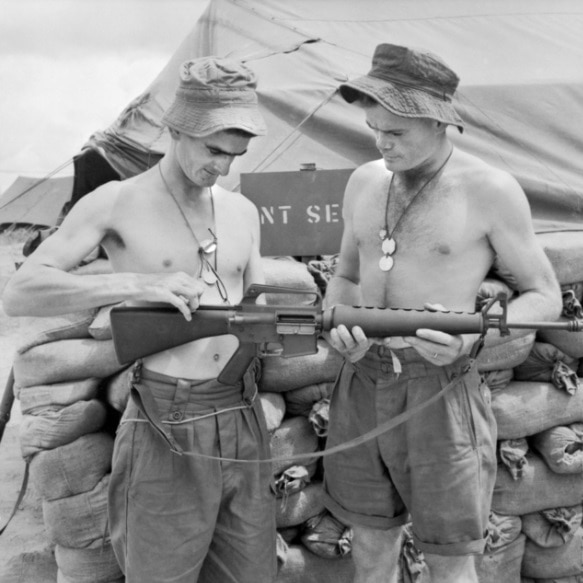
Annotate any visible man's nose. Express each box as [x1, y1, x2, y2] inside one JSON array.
[[213, 155, 235, 176], [376, 134, 393, 151]]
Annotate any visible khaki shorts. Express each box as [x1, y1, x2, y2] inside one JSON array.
[[108, 362, 277, 583], [323, 346, 497, 556]]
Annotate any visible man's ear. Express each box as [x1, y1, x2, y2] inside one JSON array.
[[168, 127, 180, 140]]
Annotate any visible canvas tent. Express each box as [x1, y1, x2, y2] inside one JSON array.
[[5, 0, 583, 244], [0, 176, 73, 228]]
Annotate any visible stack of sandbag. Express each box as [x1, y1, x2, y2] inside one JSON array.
[[257, 258, 356, 579], [488, 274, 583, 581], [13, 304, 127, 583]]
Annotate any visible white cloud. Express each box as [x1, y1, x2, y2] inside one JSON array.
[[0, 0, 209, 186]]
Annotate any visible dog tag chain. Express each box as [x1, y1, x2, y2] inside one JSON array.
[[158, 164, 229, 302], [379, 147, 453, 272]]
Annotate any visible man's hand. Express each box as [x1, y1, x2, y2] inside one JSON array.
[[326, 324, 372, 363], [135, 272, 206, 321], [404, 302, 477, 365]]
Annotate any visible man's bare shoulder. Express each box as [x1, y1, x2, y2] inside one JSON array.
[[215, 185, 260, 215], [456, 150, 519, 189], [453, 150, 525, 205], [345, 159, 387, 193]]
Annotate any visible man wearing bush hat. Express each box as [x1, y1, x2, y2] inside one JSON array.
[[3, 56, 277, 582], [322, 43, 562, 582]]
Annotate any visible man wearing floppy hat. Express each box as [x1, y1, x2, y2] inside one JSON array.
[[3, 57, 277, 582], [322, 43, 561, 582]]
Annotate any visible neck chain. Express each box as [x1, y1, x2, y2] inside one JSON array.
[[379, 147, 454, 272], [158, 164, 229, 303]]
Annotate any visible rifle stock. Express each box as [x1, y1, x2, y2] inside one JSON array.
[[110, 287, 583, 384]]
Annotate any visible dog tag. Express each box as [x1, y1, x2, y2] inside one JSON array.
[[381, 237, 396, 255], [379, 255, 394, 271]]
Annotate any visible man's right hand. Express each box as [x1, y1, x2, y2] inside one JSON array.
[[326, 324, 372, 362], [134, 272, 206, 321]]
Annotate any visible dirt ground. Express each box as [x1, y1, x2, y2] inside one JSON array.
[[0, 239, 59, 582]]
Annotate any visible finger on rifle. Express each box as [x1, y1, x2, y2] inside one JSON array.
[[167, 293, 192, 321], [350, 325, 368, 345], [414, 329, 452, 344]]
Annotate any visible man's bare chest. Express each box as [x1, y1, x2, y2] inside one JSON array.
[[102, 203, 250, 275], [354, 184, 476, 258]]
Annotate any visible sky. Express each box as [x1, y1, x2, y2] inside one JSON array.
[[0, 0, 210, 193]]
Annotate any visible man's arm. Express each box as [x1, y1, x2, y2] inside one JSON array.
[[2, 183, 204, 320], [322, 169, 375, 361], [243, 199, 266, 295], [482, 171, 562, 325], [324, 170, 365, 310], [408, 169, 562, 360]]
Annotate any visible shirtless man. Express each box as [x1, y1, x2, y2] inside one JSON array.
[[3, 57, 276, 583], [322, 44, 562, 583]]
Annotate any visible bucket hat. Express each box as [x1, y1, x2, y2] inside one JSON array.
[[340, 43, 465, 132], [162, 56, 266, 137]]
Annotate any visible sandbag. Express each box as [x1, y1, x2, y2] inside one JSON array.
[[300, 510, 352, 559], [20, 399, 108, 458], [270, 415, 319, 477], [43, 474, 110, 548], [492, 454, 583, 515], [272, 465, 312, 498], [494, 231, 583, 286], [491, 381, 583, 439], [14, 337, 125, 388], [522, 527, 583, 580], [18, 378, 100, 413], [16, 309, 98, 354], [260, 391, 286, 432], [103, 366, 133, 412], [477, 332, 535, 372], [29, 432, 114, 501], [522, 506, 583, 548], [276, 481, 326, 529], [482, 368, 514, 391], [260, 339, 343, 393], [276, 543, 355, 583], [475, 533, 526, 583], [284, 382, 335, 417], [484, 512, 523, 552], [498, 438, 529, 480], [262, 256, 319, 305], [55, 541, 123, 583], [531, 423, 583, 474], [514, 342, 579, 393], [307, 255, 338, 296], [277, 526, 301, 545], [308, 398, 330, 437], [88, 304, 116, 340]]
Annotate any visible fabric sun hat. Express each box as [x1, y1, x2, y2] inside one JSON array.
[[339, 43, 465, 132], [162, 56, 267, 137]]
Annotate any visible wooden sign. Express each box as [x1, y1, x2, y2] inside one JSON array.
[[240, 168, 352, 256]]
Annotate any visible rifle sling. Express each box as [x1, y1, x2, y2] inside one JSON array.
[[0, 460, 29, 536], [170, 354, 478, 463]]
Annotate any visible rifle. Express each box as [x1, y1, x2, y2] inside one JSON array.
[[109, 284, 583, 384]]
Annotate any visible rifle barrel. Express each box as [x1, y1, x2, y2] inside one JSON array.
[[506, 320, 583, 332]]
